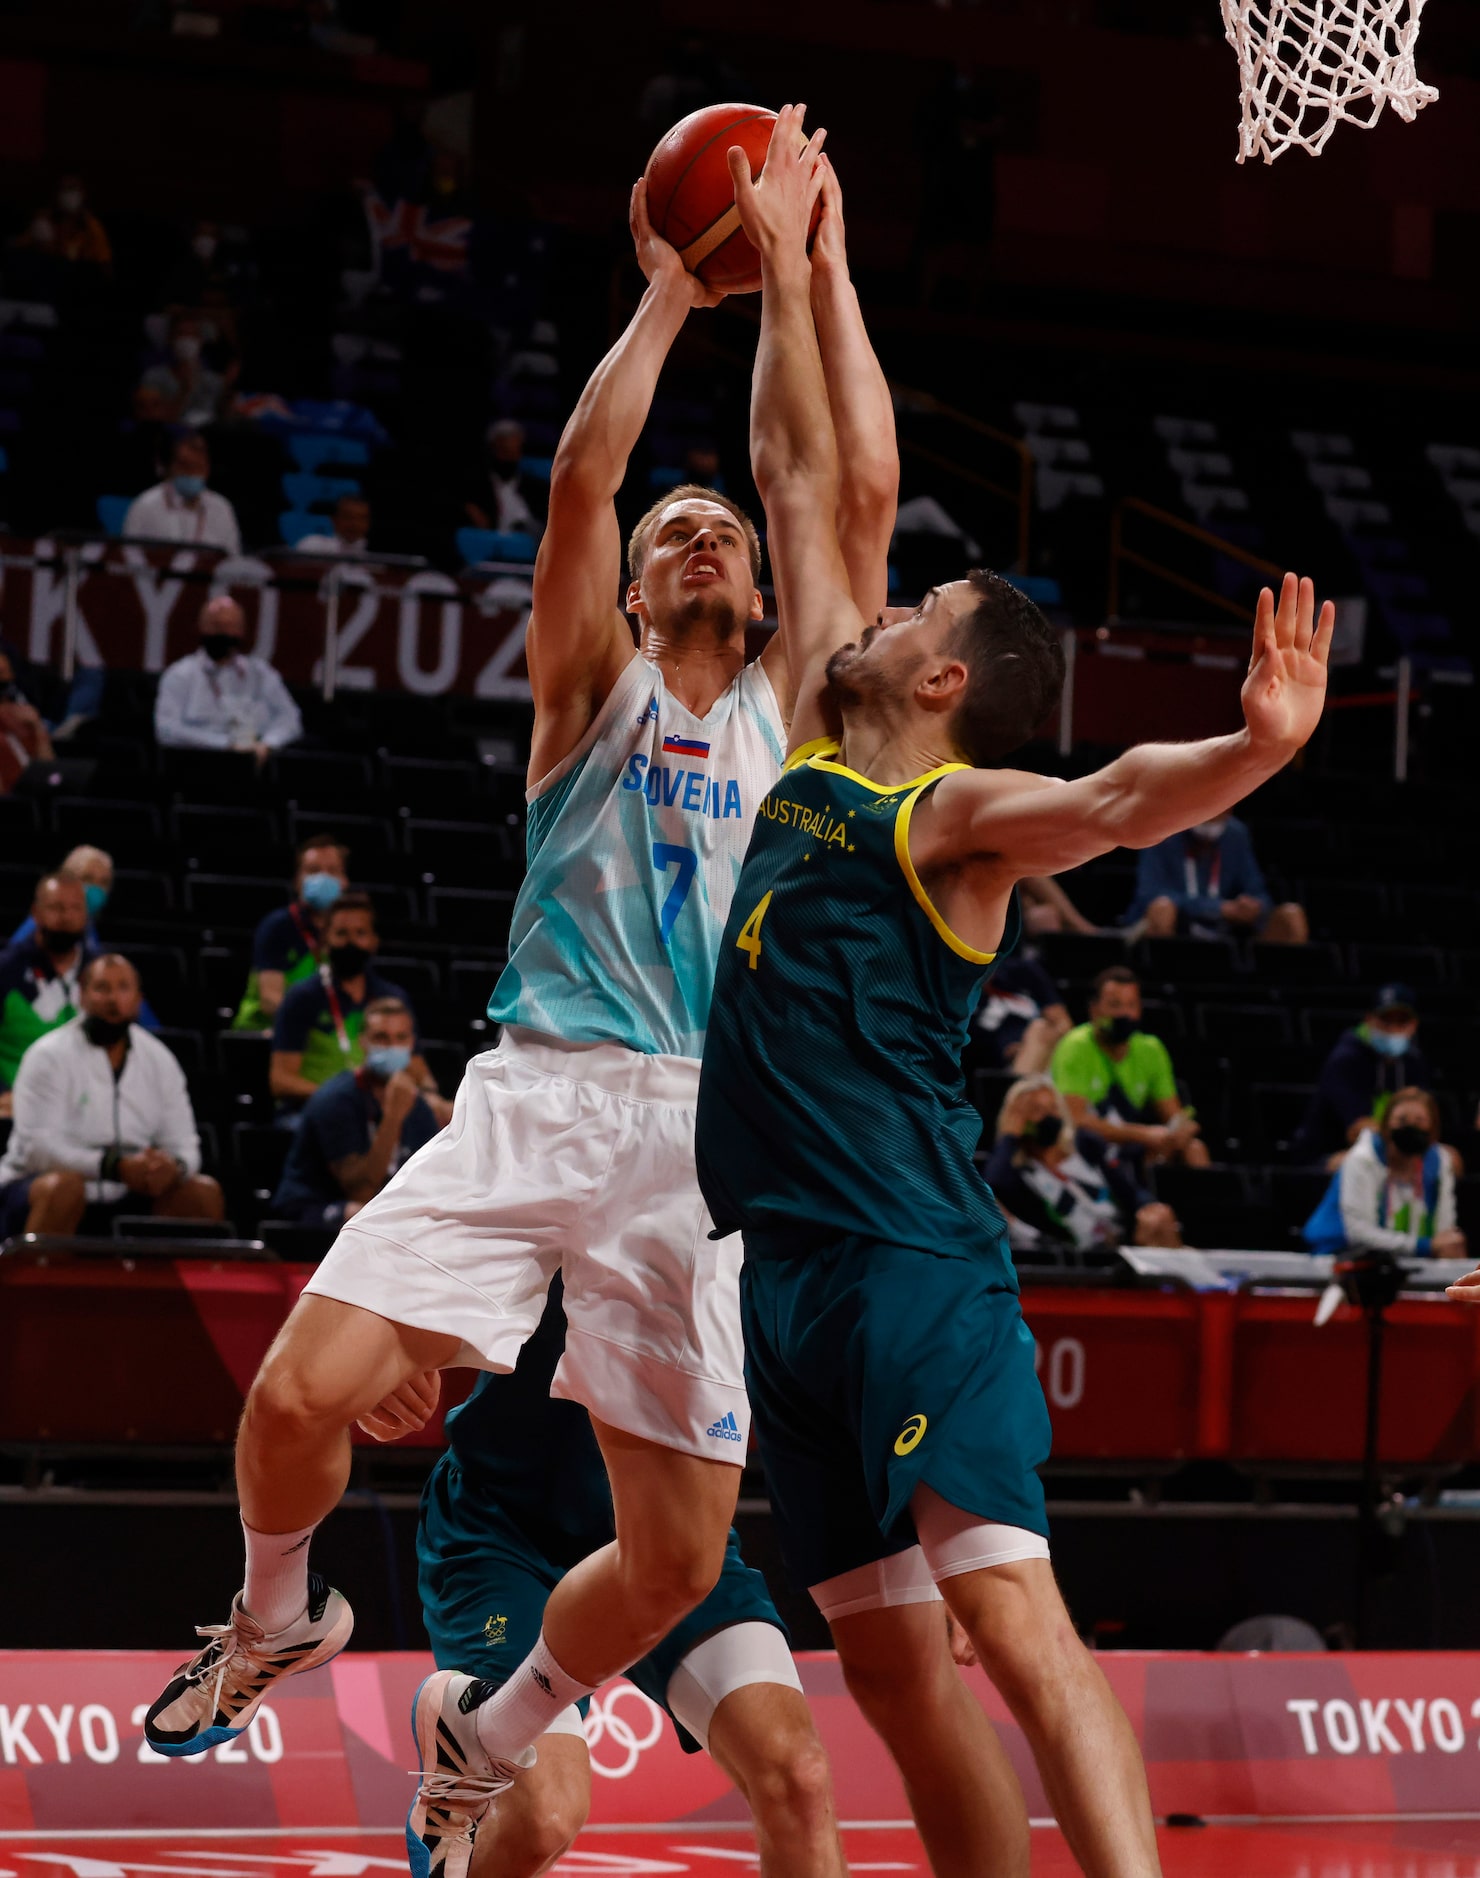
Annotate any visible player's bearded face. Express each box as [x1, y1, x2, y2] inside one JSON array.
[[826, 613, 938, 709]]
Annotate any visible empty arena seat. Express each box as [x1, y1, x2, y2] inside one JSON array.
[[95, 494, 131, 537], [1349, 943, 1448, 986], [1244, 1084, 1318, 1162], [184, 875, 283, 932], [218, 1031, 273, 1118], [1035, 932, 1129, 983], [232, 1122, 292, 1205], [154, 1026, 207, 1085], [427, 888, 517, 946], [448, 957, 505, 1020], [380, 756, 481, 815], [271, 749, 374, 809], [286, 809, 402, 878], [1301, 880, 1390, 942], [405, 819, 513, 881], [1268, 1166, 1332, 1237], [1195, 1004, 1293, 1047], [108, 869, 176, 920], [1248, 941, 1345, 986], [198, 946, 248, 1022], [1395, 887, 1478, 947], [1137, 936, 1240, 987], [456, 526, 537, 566], [160, 748, 259, 805], [171, 804, 283, 877], [52, 795, 162, 858], [376, 954, 445, 1032]]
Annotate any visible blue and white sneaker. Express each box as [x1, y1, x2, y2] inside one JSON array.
[[144, 1572, 353, 1756], [406, 1671, 535, 1878]]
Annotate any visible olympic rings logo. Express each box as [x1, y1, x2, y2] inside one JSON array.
[[583, 1685, 666, 1779]]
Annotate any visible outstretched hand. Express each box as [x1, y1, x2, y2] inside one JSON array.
[[629, 176, 726, 309], [727, 101, 827, 271], [1241, 572, 1334, 755]]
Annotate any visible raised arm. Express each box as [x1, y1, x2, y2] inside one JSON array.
[[937, 574, 1334, 881], [524, 188, 722, 782], [809, 162, 898, 628], [732, 108, 868, 748]]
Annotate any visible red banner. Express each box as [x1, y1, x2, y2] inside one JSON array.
[[4, 1649, 1480, 1832], [1, 539, 536, 700], [4, 1257, 1478, 1462]]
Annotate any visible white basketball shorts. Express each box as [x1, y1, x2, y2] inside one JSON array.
[[302, 1026, 749, 1463]]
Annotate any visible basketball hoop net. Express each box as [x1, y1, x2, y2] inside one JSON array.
[[1221, 0, 1438, 163]]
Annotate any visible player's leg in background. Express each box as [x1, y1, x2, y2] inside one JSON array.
[[547, 1418, 740, 1678], [829, 1598, 1030, 1878], [467, 1727, 591, 1878], [931, 1549, 1160, 1878], [667, 1623, 845, 1878]]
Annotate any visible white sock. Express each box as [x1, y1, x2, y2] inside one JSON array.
[[473, 1633, 594, 1763], [241, 1517, 316, 1633]]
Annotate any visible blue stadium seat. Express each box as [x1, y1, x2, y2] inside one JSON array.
[[287, 434, 370, 473], [456, 527, 537, 566], [519, 455, 554, 482], [278, 510, 326, 546], [282, 470, 360, 510], [97, 494, 131, 537]]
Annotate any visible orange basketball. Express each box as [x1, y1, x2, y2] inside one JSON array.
[[644, 103, 819, 295]]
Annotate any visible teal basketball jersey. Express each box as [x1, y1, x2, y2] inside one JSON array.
[[489, 654, 786, 1059], [695, 738, 1019, 1278]]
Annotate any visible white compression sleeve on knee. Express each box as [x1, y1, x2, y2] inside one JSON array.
[[810, 1546, 941, 1621], [545, 1704, 586, 1740], [665, 1622, 802, 1753], [912, 1483, 1050, 1580]]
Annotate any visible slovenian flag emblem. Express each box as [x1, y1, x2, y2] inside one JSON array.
[[662, 735, 710, 759]]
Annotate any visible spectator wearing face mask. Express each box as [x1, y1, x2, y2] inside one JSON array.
[[7, 845, 162, 1036], [161, 218, 250, 317], [1303, 1087, 1465, 1260], [0, 874, 97, 1112], [124, 432, 242, 555], [0, 954, 223, 1237], [463, 418, 546, 539], [138, 314, 234, 429], [985, 1075, 1183, 1261], [0, 646, 54, 792], [1291, 984, 1434, 1167], [15, 175, 112, 269], [269, 997, 441, 1226], [972, 952, 1071, 1075], [1124, 816, 1308, 945], [294, 495, 371, 557], [269, 895, 449, 1124], [1051, 965, 1209, 1168], [233, 835, 350, 1031], [154, 595, 302, 764]]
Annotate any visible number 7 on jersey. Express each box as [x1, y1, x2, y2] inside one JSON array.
[[735, 890, 773, 971]]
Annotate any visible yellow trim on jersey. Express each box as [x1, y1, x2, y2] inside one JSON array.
[[894, 777, 997, 965], [809, 753, 965, 797], [784, 736, 840, 773]]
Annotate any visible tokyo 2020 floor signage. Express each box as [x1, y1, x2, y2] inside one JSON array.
[[4, 1650, 1480, 1831]]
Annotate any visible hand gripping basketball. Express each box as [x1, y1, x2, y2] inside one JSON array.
[[725, 102, 828, 274], [630, 176, 726, 309]]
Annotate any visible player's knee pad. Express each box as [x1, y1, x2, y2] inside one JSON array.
[[912, 1482, 1050, 1581], [665, 1620, 801, 1753], [546, 1703, 586, 1739], [808, 1545, 942, 1621]]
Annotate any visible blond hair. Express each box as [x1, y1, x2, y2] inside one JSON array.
[[626, 483, 762, 584], [997, 1073, 1075, 1163]]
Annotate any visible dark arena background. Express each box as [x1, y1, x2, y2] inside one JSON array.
[[2, 0, 1480, 1869]]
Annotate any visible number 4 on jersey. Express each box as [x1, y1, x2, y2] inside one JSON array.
[[735, 890, 774, 970]]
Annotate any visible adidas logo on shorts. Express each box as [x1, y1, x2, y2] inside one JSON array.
[[706, 1411, 743, 1443]]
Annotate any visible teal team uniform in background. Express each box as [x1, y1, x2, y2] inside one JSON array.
[[695, 740, 1051, 1591], [417, 1277, 786, 1749], [488, 657, 786, 1059]]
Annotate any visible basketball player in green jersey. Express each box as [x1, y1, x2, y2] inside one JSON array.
[[694, 148, 1336, 1877]]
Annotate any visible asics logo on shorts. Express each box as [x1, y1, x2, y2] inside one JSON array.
[[706, 1410, 743, 1443], [894, 1413, 928, 1456]]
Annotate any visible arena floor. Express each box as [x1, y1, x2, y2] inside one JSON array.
[[7, 1823, 1480, 1874]]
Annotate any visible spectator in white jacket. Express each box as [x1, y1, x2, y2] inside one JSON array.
[[154, 594, 302, 763], [123, 432, 241, 554], [1303, 1087, 1465, 1260], [0, 953, 224, 1236]]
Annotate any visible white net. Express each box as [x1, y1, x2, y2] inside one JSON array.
[[1221, 0, 1438, 164]]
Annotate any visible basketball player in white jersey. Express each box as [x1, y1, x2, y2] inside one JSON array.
[[145, 109, 885, 1866]]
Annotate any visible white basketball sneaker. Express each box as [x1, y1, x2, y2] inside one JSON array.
[[144, 1571, 353, 1756], [407, 1671, 536, 1878]]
